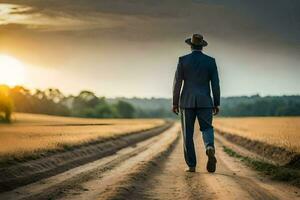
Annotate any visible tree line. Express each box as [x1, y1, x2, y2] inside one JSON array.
[[110, 95, 300, 117], [1, 84, 299, 123], [220, 95, 300, 116], [0, 85, 138, 121]]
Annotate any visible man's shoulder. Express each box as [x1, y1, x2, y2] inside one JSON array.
[[179, 52, 192, 61], [202, 52, 215, 61]]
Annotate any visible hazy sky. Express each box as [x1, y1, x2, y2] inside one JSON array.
[[0, 0, 299, 97]]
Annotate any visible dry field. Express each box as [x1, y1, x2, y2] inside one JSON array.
[[214, 117, 300, 153], [0, 113, 165, 158]]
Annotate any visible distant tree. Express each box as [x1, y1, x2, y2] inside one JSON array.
[[95, 103, 118, 118], [44, 88, 64, 103], [114, 100, 136, 118], [73, 91, 103, 111], [10, 86, 32, 113], [0, 85, 13, 122]]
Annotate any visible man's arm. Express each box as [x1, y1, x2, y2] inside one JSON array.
[[172, 58, 184, 114], [211, 59, 220, 114]]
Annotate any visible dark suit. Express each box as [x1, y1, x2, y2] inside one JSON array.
[[172, 50, 220, 167], [173, 51, 220, 108]]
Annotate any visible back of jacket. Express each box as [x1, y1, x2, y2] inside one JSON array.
[[172, 51, 220, 108]]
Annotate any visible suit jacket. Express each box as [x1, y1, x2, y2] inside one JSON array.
[[172, 51, 220, 108]]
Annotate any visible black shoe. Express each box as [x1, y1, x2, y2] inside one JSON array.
[[206, 147, 217, 173], [185, 167, 196, 172]]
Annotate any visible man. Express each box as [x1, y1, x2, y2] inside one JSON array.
[[172, 34, 220, 173]]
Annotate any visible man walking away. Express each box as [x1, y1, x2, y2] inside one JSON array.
[[172, 34, 220, 173]]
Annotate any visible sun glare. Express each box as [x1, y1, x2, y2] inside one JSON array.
[[0, 54, 25, 86]]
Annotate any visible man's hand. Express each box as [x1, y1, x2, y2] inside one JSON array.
[[172, 105, 179, 115], [213, 106, 220, 115]]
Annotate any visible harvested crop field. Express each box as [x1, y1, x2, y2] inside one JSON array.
[[214, 117, 300, 153], [0, 113, 165, 158]]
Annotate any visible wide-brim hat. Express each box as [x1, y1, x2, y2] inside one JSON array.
[[185, 34, 208, 47]]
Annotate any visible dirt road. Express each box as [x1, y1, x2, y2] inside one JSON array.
[[121, 131, 300, 200], [0, 123, 299, 200]]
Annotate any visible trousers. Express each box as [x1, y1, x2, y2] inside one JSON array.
[[180, 108, 215, 167]]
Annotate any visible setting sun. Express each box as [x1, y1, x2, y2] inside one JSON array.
[[0, 54, 25, 86]]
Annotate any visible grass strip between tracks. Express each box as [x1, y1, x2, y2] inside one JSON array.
[[223, 146, 300, 188]]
